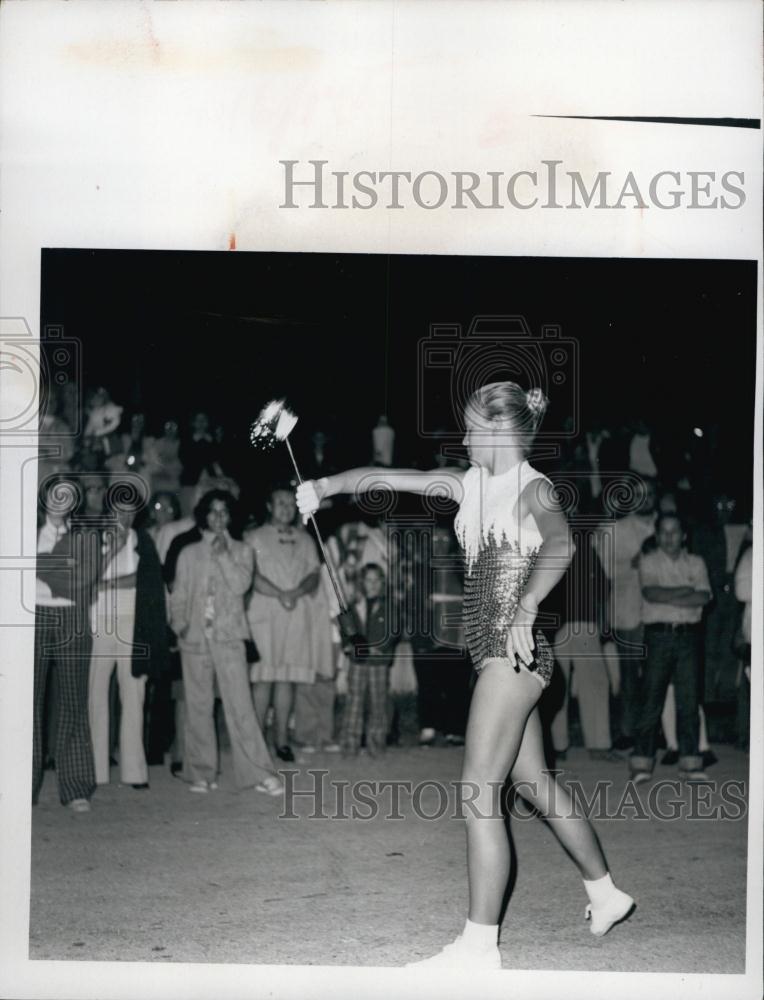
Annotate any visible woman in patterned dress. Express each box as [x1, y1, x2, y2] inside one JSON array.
[[297, 382, 634, 969], [246, 485, 321, 762]]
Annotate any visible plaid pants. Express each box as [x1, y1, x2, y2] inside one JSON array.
[[32, 605, 96, 805], [342, 661, 389, 751], [294, 678, 337, 746]]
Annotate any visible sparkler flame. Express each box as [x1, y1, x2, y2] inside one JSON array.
[[274, 407, 298, 440], [250, 398, 297, 448]]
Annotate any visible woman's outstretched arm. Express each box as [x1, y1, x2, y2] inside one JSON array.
[[297, 466, 466, 518]]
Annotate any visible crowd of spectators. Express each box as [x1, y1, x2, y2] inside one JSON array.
[[33, 385, 753, 810], [548, 418, 753, 778]]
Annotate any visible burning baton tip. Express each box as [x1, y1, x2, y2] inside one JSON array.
[[249, 399, 299, 449], [248, 399, 351, 622]]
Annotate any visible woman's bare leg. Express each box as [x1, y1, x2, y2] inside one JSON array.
[[407, 658, 633, 966], [460, 658, 544, 923], [274, 681, 294, 748], [510, 707, 634, 934], [406, 658, 541, 966], [509, 707, 607, 879], [253, 682, 273, 732]]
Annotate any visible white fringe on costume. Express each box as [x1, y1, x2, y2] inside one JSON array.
[[454, 461, 551, 569]]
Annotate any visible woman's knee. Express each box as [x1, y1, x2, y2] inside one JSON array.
[[255, 680, 272, 701], [458, 776, 506, 822]]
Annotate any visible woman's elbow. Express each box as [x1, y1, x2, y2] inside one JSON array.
[[540, 533, 574, 568], [559, 533, 575, 564]]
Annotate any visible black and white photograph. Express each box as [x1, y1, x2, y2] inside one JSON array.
[[27, 248, 757, 973], [0, 4, 761, 1000]]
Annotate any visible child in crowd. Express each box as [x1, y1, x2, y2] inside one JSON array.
[[341, 563, 399, 756]]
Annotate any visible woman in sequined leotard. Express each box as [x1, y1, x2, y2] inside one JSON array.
[[296, 382, 635, 969]]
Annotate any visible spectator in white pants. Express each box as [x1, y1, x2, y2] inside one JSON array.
[[89, 509, 148, 787]]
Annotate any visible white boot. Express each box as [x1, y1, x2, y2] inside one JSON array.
[[405, 920, 501, 969], [583, 873, 635, 936]]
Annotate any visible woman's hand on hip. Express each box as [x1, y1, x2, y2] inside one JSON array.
[[510, 597, 538, 667]]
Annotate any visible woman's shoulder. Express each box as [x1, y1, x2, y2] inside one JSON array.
[[253, 522, 275, 535], [174, 538, 204, 573], [460, 465, 482, 490], [180, 536, 205, 556], [244, 523, 271, 542], [230, 534, 253, 552], [519, 461, 553, 488], [296, 525, 319, 549], [509, 462, 553, 505]]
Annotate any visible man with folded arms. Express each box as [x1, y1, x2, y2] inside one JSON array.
[[630, 512, 712, 783]]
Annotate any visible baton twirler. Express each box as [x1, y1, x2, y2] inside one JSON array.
[[249, 400, 359, 644]]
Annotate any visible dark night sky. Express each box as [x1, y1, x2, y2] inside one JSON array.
[[40, 250, 757, 500]]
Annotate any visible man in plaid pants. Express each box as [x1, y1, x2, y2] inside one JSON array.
[[341, 564, 398, 756], [33, 475, 104, 812]]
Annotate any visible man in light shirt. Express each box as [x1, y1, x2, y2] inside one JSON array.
[[630, 513, 712, 782]]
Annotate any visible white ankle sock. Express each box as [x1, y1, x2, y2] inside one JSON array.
[[583, 872, 615, 906], [461, 919, 499, 950]]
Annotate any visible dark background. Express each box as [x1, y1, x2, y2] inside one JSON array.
[[40, 250, 757, 505]]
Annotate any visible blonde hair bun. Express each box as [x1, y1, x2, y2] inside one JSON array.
[[467, 381, 548, 454], [525, 387, 549, 421]]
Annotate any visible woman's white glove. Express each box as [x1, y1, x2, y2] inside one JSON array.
[[296, 478, 327, 523]]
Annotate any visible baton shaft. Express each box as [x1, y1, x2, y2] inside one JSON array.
[[284, 437, 348, 615]]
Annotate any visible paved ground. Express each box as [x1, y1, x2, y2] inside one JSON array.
[[30, 744, 749, 971]]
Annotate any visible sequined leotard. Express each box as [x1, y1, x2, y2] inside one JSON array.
[[454, 461, 554, 688]]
